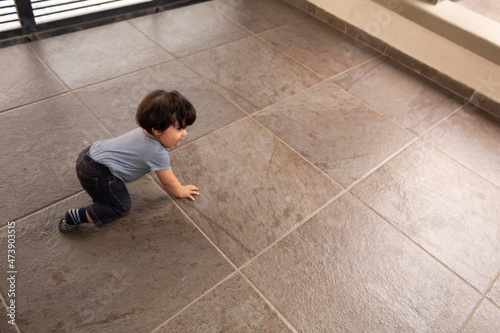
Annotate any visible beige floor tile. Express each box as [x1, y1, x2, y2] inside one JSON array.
[[243, 194, 480, 332], [170, 118, 341, 266], [0, 94, 111, 222], [425, 104, 500, 188], [332, 56, 465, 135], [208, 0, 309, 33], [254, 82, 415, 187], [181, 36, 322, 113], [260, 18, 380, 78], [130, 3, 250, 58], [0, 44, 66, 112], [352, 141, 500, 292], [30, 21, 172, 89]]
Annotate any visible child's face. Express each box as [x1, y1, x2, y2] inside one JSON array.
[[154, 123, 188, 149]]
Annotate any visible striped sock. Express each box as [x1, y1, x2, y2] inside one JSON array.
[[67, 208, 88, 225], [59, 208, 88, 233]]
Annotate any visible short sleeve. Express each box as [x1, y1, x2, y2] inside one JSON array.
[[148, 147, 171, 172]]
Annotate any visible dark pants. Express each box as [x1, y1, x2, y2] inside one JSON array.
[[76, 147, 131, 227]]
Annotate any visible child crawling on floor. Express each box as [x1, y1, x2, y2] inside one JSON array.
[[59, 90, 199, 232]]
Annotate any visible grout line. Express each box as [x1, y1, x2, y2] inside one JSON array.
[[25, 42, 71, 92], [432, 154, 500, 190], [144, 111, 345, 332], [226, 194, 346, 332], [328, 53, 385, 80], [175, 53, 256, 119], [342, 101, 499, 296], [347, 101, 463, 192], [165, 0, 262, 63], [339, 91, 466, 193], [0, 293, 7, 310], [2, 190, 86, 230], [267, 4, 386, 81], [420, 105, 500, 192], [458, 296, 486, 333], [145, 173, 240, 273], [491, 298, 500, 311], [255, 22, 329, 81], [70, 58, 177, 91], [177, 61, 254, 116], [0, 43, 68, 115], [349, 190, 485, 297], [22, 28, 179, 110], [175, 59, 250, 117], [203, 1, 258, 36], [260, 15, 314, 35], [330, 79, 421, 136], [344, 136, 420, 192], [145, 173, 245, 331], [180, 2, 358, 115], [71, 92, 116, 138], [203, 1, 262, 36], [248, 77, 330, 116], [170, 115, 252, 153], [484, 270, 500, 302], [342, 99, 462, 193], [149, 271, 240, 332], [146, 171, 303, 332], [238, 272, 300, 333], [146, 168, 341, 333], [247, 116, 344, 189], [250, 13, 388, 84], [0, 91, 68, 115], [417, 103, 465, 138], [173, 14, 366, 118], [24, 42, 117, 139], [239, 190, 346, 273], [176, 33, 257, 63], [125, 18, 177, 59]]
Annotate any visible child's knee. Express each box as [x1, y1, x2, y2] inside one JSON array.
[[111, 190, 132, 218], [116, 198, 132, 217], [123, 201, 132, 216]]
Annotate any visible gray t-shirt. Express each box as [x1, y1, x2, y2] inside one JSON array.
[[89, 128, 171, 182]]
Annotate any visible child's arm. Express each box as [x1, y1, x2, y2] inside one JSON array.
[[155, 169, 199, 201]]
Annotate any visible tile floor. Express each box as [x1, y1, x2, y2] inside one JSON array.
[[1, 0, 500, 331]]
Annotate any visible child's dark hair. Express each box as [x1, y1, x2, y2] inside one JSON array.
[[136, 90, 196, 134]]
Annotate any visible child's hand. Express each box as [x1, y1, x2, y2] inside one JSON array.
[[156, 169, 199, 201], [181, 185, 199, 201]]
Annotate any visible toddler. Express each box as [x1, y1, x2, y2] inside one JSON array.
[[59, 90, 199, 232]]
